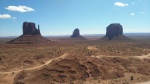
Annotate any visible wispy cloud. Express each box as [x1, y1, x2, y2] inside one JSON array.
[[6, 6, 35, 12], [130, 13, 135, 16], [0, 14, 11, 19], [12, 17, 16, 19], [139, 12, 145, 14], [114, 2, 128, 7], [12, 17, 16, 21]]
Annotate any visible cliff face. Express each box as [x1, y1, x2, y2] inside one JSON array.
[[23, 22, 41, 35]]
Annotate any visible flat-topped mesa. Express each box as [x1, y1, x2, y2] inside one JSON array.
[[106, 23, 123, 37], [101, 23, 128, 40], [23, 22, 41, 35]]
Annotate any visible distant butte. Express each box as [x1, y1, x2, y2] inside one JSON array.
[[7, 22, 53, 44], [101, 23, 129, 40], [70, 28, 85, 39]]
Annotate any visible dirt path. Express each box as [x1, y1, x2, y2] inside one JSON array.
[[88, 46, 150, 60], [135, 81, 150, 84], [0, 53, 68, 75], [0, 53, 68, 84], [87, 46, 150, 84], [134, 53, 150, 60], [91, 53, 150, 60]]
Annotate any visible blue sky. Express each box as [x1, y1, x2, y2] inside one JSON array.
[[0, 0, 150, 36]]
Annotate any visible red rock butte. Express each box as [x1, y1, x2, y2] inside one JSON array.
[[7, 22, 53, 44], [70, 28, 85, 39], [101, 23, 129, 40], [23, 22, 41, 35]]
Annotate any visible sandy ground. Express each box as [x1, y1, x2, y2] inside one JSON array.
[[87, 46, 99, 50], [136, 81, 150, 84]]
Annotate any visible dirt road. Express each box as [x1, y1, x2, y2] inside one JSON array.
[[88, 46, 150, 60], [135, 81, 150, 84]]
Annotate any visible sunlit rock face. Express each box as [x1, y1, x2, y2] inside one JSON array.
[[101, 23, 129, 40], [23, 22, 41, 35]]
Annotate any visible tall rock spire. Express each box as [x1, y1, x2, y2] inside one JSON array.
[[38, 25, 41, 35], [38, 25, 40, 30]]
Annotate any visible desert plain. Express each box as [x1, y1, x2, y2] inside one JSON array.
[[0, 34, 150, 84]]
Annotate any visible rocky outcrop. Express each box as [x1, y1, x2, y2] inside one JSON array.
[[101, 23, 129, 40], [70, 28, 85, 39], [8, 22, 53, 44], [23, 22, 41, 35]]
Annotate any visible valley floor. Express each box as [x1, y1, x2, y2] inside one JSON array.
[[0, 36, 150, 84]]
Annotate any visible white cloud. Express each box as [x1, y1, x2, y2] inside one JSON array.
[[114, 2, 128, 7], [6, 6, 35, 12], [130, 13, 135, 16], [0, 14, 11, 19]]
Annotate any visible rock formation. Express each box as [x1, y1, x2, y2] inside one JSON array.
[[106, 23, 123, 37], [23, 22, 41, 35], [70, 28, 85, 39], [101, 23, 129, 40], [8, 22, 53, 44], [71, 28, 80, 38]]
